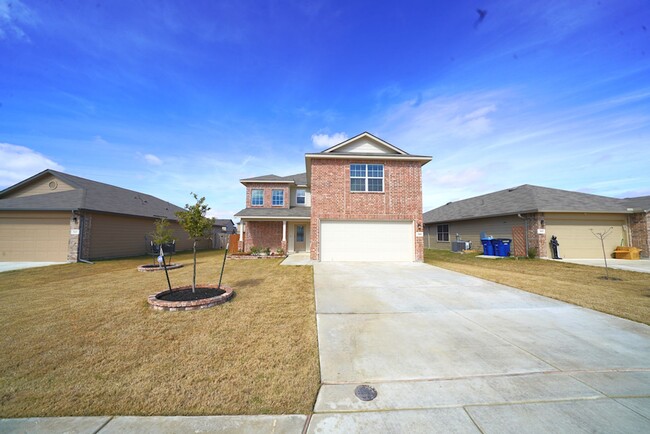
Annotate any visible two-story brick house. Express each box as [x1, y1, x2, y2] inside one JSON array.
[[235, 132, 432, 261]]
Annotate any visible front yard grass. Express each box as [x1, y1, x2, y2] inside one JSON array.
[[0, 250, 320, 417], [424, 249, 650, 325]]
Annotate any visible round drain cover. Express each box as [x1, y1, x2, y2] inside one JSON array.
[[354, 385, 377, 401]]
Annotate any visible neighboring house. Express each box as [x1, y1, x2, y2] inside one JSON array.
[[423, 184, 650, 259], [0, 170, 214, 262], [211, 218, 237, 249], [235, 132, 432, 261], [213, 219, 237, 234]]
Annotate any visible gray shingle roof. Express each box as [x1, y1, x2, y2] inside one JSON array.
[[423, 184, 636, 224], [240, 173, 307, 185], [0, 169, 185, 220], [622, 196, 650, 211], [234, 207, 311, 218]]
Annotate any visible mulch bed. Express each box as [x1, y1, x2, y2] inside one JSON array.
[[158, 287, 226, 301]]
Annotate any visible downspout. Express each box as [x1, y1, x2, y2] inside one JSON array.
[[517, 214, 529, 256]]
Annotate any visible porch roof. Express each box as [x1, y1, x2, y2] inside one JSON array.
[[234, 206, 311, 220]]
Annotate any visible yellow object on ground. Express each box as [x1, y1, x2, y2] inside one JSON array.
[[614, 246, 642, 260]]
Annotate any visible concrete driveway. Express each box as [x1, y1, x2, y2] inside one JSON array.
[[311, 262, 650, 433], [0, 262, 66, 273]]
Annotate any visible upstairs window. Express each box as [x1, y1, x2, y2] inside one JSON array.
[[296, 189, 306, 205], [251, 189, 263, 206], [350, 164, 384, 192], [437, 224, 449, 242], [272, 189, 284, 206]]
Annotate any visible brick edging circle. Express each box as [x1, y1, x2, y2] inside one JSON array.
[[148, 284, 234, 311], [137, 263, 184, 272]]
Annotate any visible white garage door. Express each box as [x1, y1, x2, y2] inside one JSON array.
[[545, 214, 627, 259], [320, 220, 414, 261]]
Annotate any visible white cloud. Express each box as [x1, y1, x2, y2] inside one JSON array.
[[0, 143, 63, 188], [144, 153, 163, 165], [0, 0, 35, 41], [311, 132, 348, 149]]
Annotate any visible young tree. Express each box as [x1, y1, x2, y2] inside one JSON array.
[[591, 227, 614, 280], [150, 217, 174, 266], [151, 217, 173, 246], [175, 193, 215, 292]]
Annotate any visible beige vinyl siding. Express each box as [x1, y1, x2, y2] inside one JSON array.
[[545, 213, 627, 259], [87, 213, 211, 259], [425, 215, 522, 250], [8, 175, 75, 198], [0, 211, 70, 261]]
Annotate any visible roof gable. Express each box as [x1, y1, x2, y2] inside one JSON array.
[[322, 132, 408, 155], [0, 169, 185, 220], [0, 170, 79, 199]]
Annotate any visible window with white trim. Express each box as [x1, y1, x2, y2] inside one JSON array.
[[251, 189, 263, 206], [296, 189, 306, 205], [437, 224, 449, 242], [272, 189, 284, 206], [350, 164, 384, 192]]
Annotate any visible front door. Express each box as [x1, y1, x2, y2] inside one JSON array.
[[294, 224, 306, 252]]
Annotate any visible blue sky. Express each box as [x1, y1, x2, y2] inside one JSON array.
[[1, 0, 649, 220]]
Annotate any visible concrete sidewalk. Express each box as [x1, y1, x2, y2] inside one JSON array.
[[311, 261, 650, 433], [560, 257, 650, 273], [0, 415, 308, 433]]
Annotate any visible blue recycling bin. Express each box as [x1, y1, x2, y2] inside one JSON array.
[[500, 239, 511, 256], [481, 239, 494, 256], [492, 239, 512, 257], [491, 239, 503, 256]]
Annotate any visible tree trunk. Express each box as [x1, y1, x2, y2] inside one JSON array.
[[192, 240, 197, 292]]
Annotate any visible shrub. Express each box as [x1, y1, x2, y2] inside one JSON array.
[[527, 247, 538, 259]]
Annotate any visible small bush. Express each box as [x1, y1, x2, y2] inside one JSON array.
[[250, 246, 260, 256], [527, 247, 538, 259]]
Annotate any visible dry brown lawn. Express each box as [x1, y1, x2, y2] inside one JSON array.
[[425, 249, 650, 325], [0, 251, 320, 417]]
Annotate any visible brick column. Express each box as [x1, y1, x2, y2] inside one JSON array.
[[629, 212, 650, 258], [67, 211, 81, 262]]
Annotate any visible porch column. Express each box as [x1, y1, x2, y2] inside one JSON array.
[[282, 220, 287, 252], [239, 220, 245, 252]]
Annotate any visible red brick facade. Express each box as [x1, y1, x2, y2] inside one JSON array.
[[244, 183, 290, 209], [243, 221, 283, 252], [309, 158, 424, 261]]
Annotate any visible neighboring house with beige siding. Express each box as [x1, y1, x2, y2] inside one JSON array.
[[423, 184, 650, 259], [0, 169, 218, 262]]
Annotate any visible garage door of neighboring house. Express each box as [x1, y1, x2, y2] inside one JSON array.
[[545, 214, 627, 259], [320, 220, 414, 261], [0, 215, 70, 261]]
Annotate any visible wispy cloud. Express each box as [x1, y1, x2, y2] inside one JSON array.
[[311, 132, 348, 149], [0, 143, 63, 187], [143, 153, 162, 165], [0, 0, 36, 41]]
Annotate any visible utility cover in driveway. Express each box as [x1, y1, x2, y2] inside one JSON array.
[[320, 220, 414, 261]]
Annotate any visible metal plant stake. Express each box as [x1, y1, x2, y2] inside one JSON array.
[[218, 243, 229, 289], [591, 227, 613, 280], [159, 245, 173, 292]]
